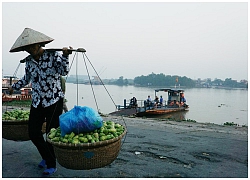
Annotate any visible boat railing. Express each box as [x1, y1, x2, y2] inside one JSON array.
[[116, 99, 168, 110], [2, 84, 32, 88]]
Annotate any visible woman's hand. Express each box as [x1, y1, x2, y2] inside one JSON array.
[[62, 46, 73, 57]]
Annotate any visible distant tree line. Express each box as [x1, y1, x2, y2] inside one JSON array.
[[212, 78, 247, 88], [109, 73, 248, 88], [133, 73, 195, 87], [110, 73, 195, 87], [110, 76, 129, 86]]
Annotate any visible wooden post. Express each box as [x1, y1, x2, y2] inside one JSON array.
[[124, 99, 126, 109]]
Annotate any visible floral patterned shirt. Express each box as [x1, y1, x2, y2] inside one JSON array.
[[12, 50, 69, 108]]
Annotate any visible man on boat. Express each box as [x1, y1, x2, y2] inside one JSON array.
[[159, 95, 163, 106], [129, 96, 137, 108], [154, 96, 159, 108], [180, 93, 186, 107], [146, 95, 152, 107]]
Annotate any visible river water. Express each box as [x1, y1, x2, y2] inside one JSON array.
[[65, 84, 248, 126]]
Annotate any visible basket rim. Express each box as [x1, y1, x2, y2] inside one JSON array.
[[47, 127, 127, 148], [2, 119, 29, 125]]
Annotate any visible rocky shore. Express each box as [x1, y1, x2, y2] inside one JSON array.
[[2, 107, 248, 178]]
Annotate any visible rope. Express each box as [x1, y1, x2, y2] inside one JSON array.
[[13, 63, 21, 78], [68, 50, 118, 113], [65, 51, 77, 82], [82, 52, 100, 112], [83, 52, 99, 112], [120, 116, 127, 148], [76, 52, 79, 106], [82, 52, 117, 109]]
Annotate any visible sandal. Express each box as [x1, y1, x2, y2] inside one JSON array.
[[43, 168, 57, 175], [38, 160, 46, 168]]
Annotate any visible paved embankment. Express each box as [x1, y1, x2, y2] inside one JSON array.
[[2, 113, 248, 178]]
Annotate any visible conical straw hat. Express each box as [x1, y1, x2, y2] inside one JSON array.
[[9, 28, 54, 52]]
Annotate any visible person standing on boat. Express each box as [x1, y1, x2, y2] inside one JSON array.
[[180, 93, 186, 106], [130, 96, 137, 108], [154, 96, 159, 108], [8, 28, 73, 175], [159, 95, 163, 106], [146, 95, 152, 107], [147, 95, 152, 102]]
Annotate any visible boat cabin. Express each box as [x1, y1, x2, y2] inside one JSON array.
[[154, 89, 187, 108]]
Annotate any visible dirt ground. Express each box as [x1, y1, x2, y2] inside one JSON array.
[[2, 108, 248, 178]]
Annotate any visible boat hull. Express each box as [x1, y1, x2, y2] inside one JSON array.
[[136, 107, 188, 117], [109, 106, 189, 117]]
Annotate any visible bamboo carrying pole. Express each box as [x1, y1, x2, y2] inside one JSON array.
[[45, 48, 86, 52], [20, 48, 86, 63]]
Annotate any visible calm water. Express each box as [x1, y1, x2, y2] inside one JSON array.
[[65, 84, 248, 126]]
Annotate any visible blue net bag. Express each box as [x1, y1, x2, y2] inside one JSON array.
[[59, 106, 103, 136]]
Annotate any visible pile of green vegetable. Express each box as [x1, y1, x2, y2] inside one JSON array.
[[48, 120, 125, 144], [3, 99, 32, 107], [2, 109, 30, 121]]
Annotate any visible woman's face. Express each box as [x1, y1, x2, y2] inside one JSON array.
[[24, 44, 40, 56]]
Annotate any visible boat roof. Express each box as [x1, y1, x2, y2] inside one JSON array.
[[3, 76, 17, 78], [155, 88, 184, 93]]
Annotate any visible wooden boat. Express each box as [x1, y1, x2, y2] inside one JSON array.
[[2, 94, 32, 102], [2, 76, 32, 102], [111, 89, 189, 117]]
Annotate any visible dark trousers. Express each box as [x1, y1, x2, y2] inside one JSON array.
[[28, 98, 63, 168]]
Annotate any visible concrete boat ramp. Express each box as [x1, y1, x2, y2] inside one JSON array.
[[109, 108, 137, 116]]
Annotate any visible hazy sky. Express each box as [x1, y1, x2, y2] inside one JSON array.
[[2, 2, 248, 81]]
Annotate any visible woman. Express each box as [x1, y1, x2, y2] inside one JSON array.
[[8, 28, 73, 175]]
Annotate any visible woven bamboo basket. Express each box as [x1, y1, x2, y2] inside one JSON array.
[[47, 128, 126, 170], [2, 121, 46, 141]]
